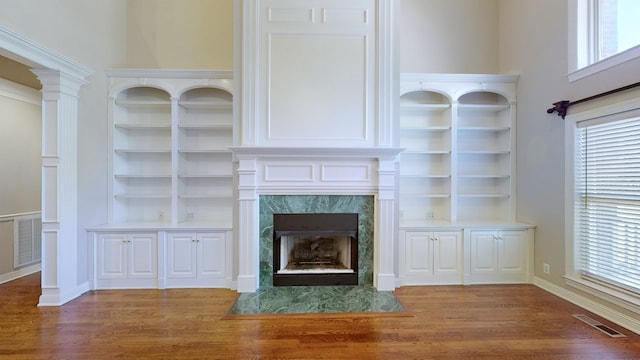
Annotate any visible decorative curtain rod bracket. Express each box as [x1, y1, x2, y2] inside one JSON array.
[[547, 81, 640, 120], [547, 100, 571, 119]]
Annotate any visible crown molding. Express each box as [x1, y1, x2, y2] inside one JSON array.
[[0, 26, 92, 81], [105, 68, 233, 80]]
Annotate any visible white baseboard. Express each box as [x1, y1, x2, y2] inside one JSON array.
[[38, 281, 90, 307], [533, 276, 640, 335], [376, 273, 396, 291], [236, 275, 258, 293], [0, 263, 41, 284]]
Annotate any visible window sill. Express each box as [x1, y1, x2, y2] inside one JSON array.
[[569, 45, 640, 83], [564, 275, 640, 315]]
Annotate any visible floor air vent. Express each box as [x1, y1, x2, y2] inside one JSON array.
[[573, 314, 626, 338]]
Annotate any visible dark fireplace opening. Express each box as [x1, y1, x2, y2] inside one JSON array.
[[273, 213, 358, 286]]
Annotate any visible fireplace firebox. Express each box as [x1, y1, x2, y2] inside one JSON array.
[[273, 213, 358, 286]]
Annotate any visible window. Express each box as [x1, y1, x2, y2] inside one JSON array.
[[598, 0, 640, 60], [566, 96, 640, 311], [569, 0, 640, 81], [576, 117, 640, 295]]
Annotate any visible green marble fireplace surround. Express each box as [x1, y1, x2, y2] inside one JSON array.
[[259, 195, 375, 288]]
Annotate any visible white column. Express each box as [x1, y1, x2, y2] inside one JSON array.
[[32, 69, 88, 306], [375, 156, 399, 291], [236, 157, 259, 292]]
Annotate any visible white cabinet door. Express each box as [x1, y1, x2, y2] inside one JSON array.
[[97, 233, 128, 280], [95, 232, 158, 289], [403, 230, 462, 285], [470, 231, 498, 274], [197, 232, 226, 279], [497, 230, 527, 276], [433, 231, 463, 280], [469, 229, 529, 284], [128, 233, 158, 279], [404, 232, 434, 278], [166, 231, 227, 287], [167, 233, 197, 279]]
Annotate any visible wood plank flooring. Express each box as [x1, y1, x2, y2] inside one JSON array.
[[1, 273, 640, 359]]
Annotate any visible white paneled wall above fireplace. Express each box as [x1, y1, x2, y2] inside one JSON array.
[[237, 0, 398, 149]]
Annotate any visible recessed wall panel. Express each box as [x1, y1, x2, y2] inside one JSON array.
[[322, 8, 368, 24], [268, 8, 314, 23], [264, 164, 314, 182], [321, 164, 371, 182], [268, 34, 368, 143]]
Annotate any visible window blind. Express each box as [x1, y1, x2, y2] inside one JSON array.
[[576, 116, 640, 295]]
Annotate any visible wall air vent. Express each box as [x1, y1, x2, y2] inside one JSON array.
[[14, 214, 41, 268]]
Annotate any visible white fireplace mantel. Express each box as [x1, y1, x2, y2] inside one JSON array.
[[232, 147, 403, 292]]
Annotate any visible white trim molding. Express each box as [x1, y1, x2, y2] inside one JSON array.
[[534, 276, 640, 335], [0, 263, 41, 285]]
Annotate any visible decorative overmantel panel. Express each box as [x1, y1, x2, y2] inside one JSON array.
[[236, 0, 398, 148]]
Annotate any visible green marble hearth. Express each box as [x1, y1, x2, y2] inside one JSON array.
[[229, 286, 405, 315], [240, 195, 400, 315]]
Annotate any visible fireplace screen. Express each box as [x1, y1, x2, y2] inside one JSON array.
[[273, 213, 358, 286]]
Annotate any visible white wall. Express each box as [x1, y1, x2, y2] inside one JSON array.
[[498, 0, 568, 285], [126, 0, 233, 69], [400, 0, 499, 73], [0, 79, 41, 276], [499, 0, 640, 323], [0, 80, 41, 215]]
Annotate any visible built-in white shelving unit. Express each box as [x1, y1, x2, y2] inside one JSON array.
[[106, 70, 234, 227], [177, 87, 234, 226], [398, 74, 535, 286], [399, 73, 519, 226], [87, 70, 234, 290]]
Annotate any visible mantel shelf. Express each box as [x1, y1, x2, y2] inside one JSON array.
[[229, 146, 404, 158], [115, 123, 171, 129], [400, 126, 451, 132]]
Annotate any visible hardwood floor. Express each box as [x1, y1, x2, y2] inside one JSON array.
[[1, 273, 640, 359]]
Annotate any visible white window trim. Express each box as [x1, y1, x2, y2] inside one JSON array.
[[568, 0, 640, 82], [564, 95, 640, 314]]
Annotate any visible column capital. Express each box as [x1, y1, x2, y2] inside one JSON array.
[[31, 69, 88, 98]]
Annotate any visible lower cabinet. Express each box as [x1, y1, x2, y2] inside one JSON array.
[[400, 230, 463, 285], [89, 229, 230, 290], [95, 232, 158, 289], [166, 232, 228, 288], [467, 229, 533, 284], [400, 226, 534, 286]]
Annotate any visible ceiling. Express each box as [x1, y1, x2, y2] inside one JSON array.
[[0, 55, 42, 89]]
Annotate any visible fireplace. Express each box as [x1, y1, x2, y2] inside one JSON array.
[[232, 148, 401, 292], [273, 213, 358, 286]]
